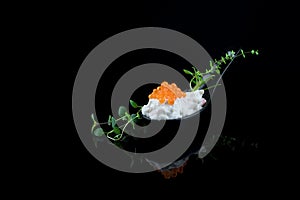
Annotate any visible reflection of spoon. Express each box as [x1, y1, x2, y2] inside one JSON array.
[[142, 49, 241, 121]]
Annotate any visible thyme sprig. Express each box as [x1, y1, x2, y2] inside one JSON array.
[[183, 49, 259, 91], [91, 100, 142, 141]]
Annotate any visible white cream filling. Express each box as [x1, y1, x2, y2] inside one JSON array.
[[141, 90, 206, 120]]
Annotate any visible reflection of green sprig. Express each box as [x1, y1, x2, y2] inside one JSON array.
[[91, 100, 142, 141], [183, 49, 259, 91]]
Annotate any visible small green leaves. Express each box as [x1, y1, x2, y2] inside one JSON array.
[[111, 117, 116, 128], [91, 99, 143, 141], [241, 49, 245, 58], [225, 53, 230, 60], [183, 69, 193, 76], [108, 115, 117, 127], [118, 106, 127, 117], [184, 48, 259, 92], [108, 115, 112, 126], [251, 49, 259, 55], [214, 58, 222, 66], [94, 127, 105, 137], [130, 100, 138, 108], [221, 56, 226, 64], [113, 127, 121, 134], [192, 67, 198, 74], [136, 112, 142, 119]]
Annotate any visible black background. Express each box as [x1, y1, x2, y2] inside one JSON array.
[[11, 0, 297, 196]]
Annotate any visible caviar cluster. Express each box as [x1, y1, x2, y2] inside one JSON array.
[[148, 81, 186, 105]]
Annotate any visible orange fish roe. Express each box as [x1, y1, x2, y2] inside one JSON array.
[[148, 81, 186, 105]]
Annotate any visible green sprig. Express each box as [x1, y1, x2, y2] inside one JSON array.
[[91, 100, 142, 142], [183, 49, 259, 91]]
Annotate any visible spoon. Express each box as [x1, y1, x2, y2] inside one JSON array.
[[142, 49, 241, 121]]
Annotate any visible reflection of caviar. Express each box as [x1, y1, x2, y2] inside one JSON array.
[[159, 159, 188, 179], [148, 81, 186, 105]]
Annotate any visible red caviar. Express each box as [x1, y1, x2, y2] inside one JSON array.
[[148, 81, 186, 105]]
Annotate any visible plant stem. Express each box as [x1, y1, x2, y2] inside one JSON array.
[[106, 107, 142, 141], [192, 80, 205, 92], [203, 84, 222, 90]]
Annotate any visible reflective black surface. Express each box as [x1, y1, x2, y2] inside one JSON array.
[[43, 0, 291, 193]]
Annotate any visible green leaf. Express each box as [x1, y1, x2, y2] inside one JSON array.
[[136, 112, 142, 119], [118, 106, 127, 117], [192, 67, 198, 73], [113, 127, 121, 134], [251, 50, 255, 54], [108, 115, 112, 126], [196, 70, 202, 76], [130, 100, 138, 108], [255, 50, 259, 55], [225, 53, 230, 60], [215, 69, 220, 74], [183, 69, 193, 76], [241, 49, 245, 58], [111, 117, 116, 128], [94, 128, 105, 137], [221, 57, 226, 64]]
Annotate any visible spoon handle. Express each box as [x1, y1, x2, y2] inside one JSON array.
[[191, 49, 241, 116]]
